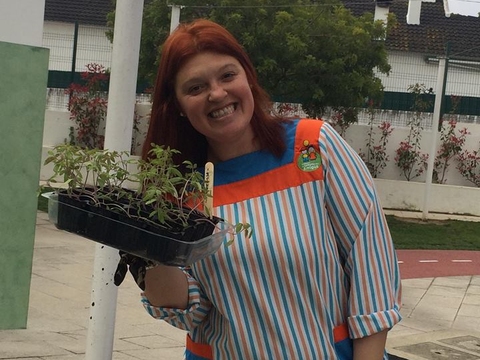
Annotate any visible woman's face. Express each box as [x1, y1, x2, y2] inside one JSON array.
[[174, 52, 255, 152]]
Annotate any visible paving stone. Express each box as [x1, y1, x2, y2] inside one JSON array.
[[3, 212, 480, 360], [0, 340, 72, 359], [464, 294, 480, 306], [453, 316, 480, 332], [396, 341, 479, 359], [433, 277, 471, 289], [458, 304, 480, 318], [439, 336, 480, 354], [471, 277, 480, 286]]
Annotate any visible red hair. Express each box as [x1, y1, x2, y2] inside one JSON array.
[[142, 19, 287, 165]]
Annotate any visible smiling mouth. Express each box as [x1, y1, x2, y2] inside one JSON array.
[[209, 104, 236, 119]]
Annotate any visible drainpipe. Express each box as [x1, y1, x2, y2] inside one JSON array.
[[85, 0, 144, 359]]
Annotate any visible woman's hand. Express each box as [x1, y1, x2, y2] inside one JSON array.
[[143, 264, 189, 309], [114, 251, 189, 309]]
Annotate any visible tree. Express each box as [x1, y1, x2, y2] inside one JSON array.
[[209, 0, 394, 118], [108, 0, 395, 118]]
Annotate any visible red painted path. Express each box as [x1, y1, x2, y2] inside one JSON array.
[[396, 250, 480, 279]]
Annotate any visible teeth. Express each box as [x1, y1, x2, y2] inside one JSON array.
[[210, 105, 235, 118]]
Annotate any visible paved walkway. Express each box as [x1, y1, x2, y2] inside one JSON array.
[[0, 211, 479, 360]]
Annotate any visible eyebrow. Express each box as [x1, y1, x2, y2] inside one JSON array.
[[180, 63, 241, 88]]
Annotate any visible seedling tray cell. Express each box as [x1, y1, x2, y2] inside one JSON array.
[[48, 193, 231, 266]]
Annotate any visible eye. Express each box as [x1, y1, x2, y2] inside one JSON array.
[[222, 71, 237, 81], [187, 84, 204, 95]]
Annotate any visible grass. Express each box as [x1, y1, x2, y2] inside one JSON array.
[[37, 187, 479, 251], [386, 215, 480, 251]]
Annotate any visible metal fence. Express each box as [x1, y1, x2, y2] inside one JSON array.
[[42, 22, 480, 127], [43, 23, 113, 73]]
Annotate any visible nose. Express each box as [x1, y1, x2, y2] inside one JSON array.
[[208, 82, 227, 102]]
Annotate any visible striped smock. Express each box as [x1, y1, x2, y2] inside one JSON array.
[[142, 119, 402, 359]]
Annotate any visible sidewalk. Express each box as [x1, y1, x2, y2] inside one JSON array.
[[0, 211, 479, 359]]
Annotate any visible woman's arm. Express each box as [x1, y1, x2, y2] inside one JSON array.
[[143, 265, 189, 308], [320, 122, 402, 343], [353, 329, 388, 360]]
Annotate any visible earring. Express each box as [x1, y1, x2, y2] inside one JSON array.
[[180, 112, 185, 117]]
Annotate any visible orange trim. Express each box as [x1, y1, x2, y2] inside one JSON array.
[[214, 163, 319, 206], [333, 323, 350, 343], [214, 119, 325, 206], [185, 325, 347, 357], [186, 334, 213, 359]]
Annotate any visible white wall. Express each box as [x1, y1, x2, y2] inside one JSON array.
[[0, 0, 46, 47], [40, 103, 151, 180], [40, 107, 480, 215], [377, 51, 480, 98], [344, 122, 480, 186], [375, 179, 480, 216], [41, 107, 480, 186]]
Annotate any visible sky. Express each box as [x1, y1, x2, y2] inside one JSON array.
[[446, 0, 480, 16]]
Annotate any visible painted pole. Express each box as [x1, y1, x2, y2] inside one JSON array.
[[422, 56, 448, 220], [85, 0, 144, 358]]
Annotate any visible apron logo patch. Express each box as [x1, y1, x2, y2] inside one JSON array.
[[297, 139, 322, 172]]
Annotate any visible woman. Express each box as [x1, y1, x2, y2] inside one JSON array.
[[140, 19, 402, 360]]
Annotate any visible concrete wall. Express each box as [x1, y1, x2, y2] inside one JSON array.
[[344, 122, 480, 186], [40, 108, 480, 217], [0, 0, 48, 330], [375, 179, 480, 216], [43, 108, 480, 184], [0, 42, 49, 329], [41, 103, 151, 181]]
